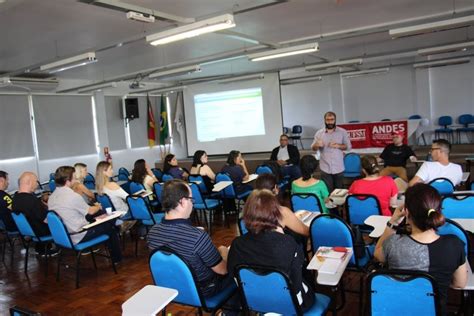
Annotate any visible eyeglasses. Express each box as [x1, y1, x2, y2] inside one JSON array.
[[182, 196, 195, 202]]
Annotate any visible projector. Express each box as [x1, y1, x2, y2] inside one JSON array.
[[126, 11, 155, 23], [129, 82, 146, 89]]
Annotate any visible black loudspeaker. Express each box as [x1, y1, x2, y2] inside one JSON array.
[[124, 98, 139, 119]]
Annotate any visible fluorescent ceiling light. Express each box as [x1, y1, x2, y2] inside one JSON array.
[[146, 14, 235, 45], [413, 57, 470, 68], [129, 85, 186, 94], [389, 15, 474, 38], [40, 52, 97, 73], [78, 82, 117, 93], [247, 43, 319, 62], [218, 73, 264, 84], [280, 76, 322, 85], [341, 68, 390, 78], [305, 58, 363, 71], [148, 65, 201, 79], [417, 41, 474, 56]]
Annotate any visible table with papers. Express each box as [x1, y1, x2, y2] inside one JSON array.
[[307, 247, 353, 286]]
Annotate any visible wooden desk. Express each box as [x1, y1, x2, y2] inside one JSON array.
[[307, 247, 353, 286], [122, 285, 178, 316]]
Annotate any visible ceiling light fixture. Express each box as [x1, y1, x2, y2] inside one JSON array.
[[247, 43, 319, 62], [341, 68, 390, 78], [129, 85, 187, 94], [280, 76, 322, 85], [218, 73, 264, 84], [148, 65, 201, 79], [77, 82, 118, 93], [389, 15, 474, 38], [40, 52, 97, 74], [146, 14, 235, 45], [417, 41, 474, 56], [413, 57, 470, 68], [305, 58, 363, 71]]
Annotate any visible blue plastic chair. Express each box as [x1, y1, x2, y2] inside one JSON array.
[[408, 114, 422, 119], [235, 264, 331, 315], [126, 195, 164, 256], [189, 174, 210, 196], [46, 211, 117, 288], [0, 218, 20, 262], [441, 194, 474, 219], [48, 179, 56, 192], [152, 182, 163, 204], [11, 212, 53, 275], [149, 247, 237, 315], [9, 305, 41, 316], [367, 270, 439, 316], [435, 116, 454, 143], [162, 173, 174, 182], [289, 125, 304, 149], [456, 114, 474, 144], [343, 153, 361, 178], [189, 183, 220, 235], [151, 168, 163, 182], [83, 173, 95, 190], [118, 167, 130, 182], [238, 218, 248, 235], [345, 194, 382, 230], [215, 172, 251, 214], [129, 181, 145, 194], [49, 173, 55, 181], [437, 219, 469, 258], [290, 193, 323, 213], [429, 178, 455, 196], [255, 165, 273, 175]]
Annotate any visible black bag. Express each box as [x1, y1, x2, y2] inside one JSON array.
[[350, 224, 366, 259]]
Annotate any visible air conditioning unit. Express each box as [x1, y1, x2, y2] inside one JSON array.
[[3, 77, 59, 91]]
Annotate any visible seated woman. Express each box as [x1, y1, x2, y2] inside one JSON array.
[[131, 159, 158, 193], [256, 173, 309, 237], [291, 155, 329, 214], [227, 190, 315, 311], [221, 150, 252, 195], [163, 154, 189, 181], [189, 150, 215, 192], [72, 163, 95, 203], [374, 183, 467, 315], [349, 155, 398, 216]]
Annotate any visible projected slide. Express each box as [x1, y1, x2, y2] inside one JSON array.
[[194, 88, 265, 142]]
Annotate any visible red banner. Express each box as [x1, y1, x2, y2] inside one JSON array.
[[339, 120, 408, 149]]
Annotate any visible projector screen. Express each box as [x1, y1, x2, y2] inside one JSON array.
[[183, 72, 283, 156]]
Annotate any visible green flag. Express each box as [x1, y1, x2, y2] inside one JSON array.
[[159, 95, 169, 144]]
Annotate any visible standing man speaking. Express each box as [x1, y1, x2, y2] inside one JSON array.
[[311, 111, 352, 192]]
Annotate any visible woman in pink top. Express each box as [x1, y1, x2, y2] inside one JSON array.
[[349, 155, 398, 216]]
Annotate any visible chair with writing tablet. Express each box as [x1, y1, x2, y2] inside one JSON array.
[[441, 194, 474, 219], [151, 168, 163, 182], [291, 193, 323, 213], [149, 247, 237, 316], [367, 269, 440, 316], [345, 194, 382, 233], [234, 264, 331, 315], [118, 168, 130, 182], [343, 153, 361, 179], [428, 178, 455, 196], [435, 116, 454, 143], [162, 173, 174, 182], [83, 173, 95, 190], [189, 183, 220, 235]]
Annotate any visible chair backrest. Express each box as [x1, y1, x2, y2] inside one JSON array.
[[255, 165, 273, 176], [83, 173, 95, 190], [151, 168, 163, 181], [189, 175, 208, 194], [49, 173, 55, 181], [46, 211, 74, 249], [283, 127, 290, 134], [238, 218, 248, 235], [470, 181, 474, 191], [290, 193, 322, 213], [215, 172, 236, 198], [49, 179, 56, 192], [346, 194, 382, 226], [438, 115, 452, 127], [310, 213, 357, 265], [126, 196, 154, 222], [95, 193, 116, 212], [348, 120, 360, 123], [437, 219, 469, 257], [343, 153, 361, 176], [189, 183, 205, 206], [152, 182, 163, 203], [118, 168, 130, 181], [162, 174, 174, 182], [428, 178, 455, 196], [129, 181, 145, 194], [291, 125, 302, 134], [458, 114, 473, 127], [380, 118, 391, 121], [149, 247, 203, 308], [408, 114, 422, 120], [11, 212, 37, 239], [367, 270, 439, 316], [235, 265, 301, 315], [441, 194, 474, 219]]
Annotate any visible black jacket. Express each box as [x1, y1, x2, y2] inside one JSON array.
[[270, 144, 300, 165]]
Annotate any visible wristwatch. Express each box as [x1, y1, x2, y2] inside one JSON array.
[[386, 221, 397, 230]]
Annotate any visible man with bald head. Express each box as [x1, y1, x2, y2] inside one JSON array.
[[12, 172, 53, 255]]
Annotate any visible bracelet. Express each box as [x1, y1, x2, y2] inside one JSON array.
[[386, 221, 398, 230]]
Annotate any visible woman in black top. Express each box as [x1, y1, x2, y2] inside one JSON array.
[[227, 189, 315, 311]]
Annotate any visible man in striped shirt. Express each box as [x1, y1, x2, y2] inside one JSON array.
[[147, 179, 230, 297]]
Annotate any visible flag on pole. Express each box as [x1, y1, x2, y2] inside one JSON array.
[[159, 95, 169, 144], [174, 91, 186, 145], [147, 94, 156, 147]]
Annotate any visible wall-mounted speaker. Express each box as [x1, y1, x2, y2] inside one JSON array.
[[123, 98, 139, 120]]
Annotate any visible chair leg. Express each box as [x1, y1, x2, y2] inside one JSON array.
[[56, 250, 62, 282], [75, 252, 82, 289], [44, 243, 49, 277], [105, 244, 117, 274], [23, 240, 29, 274], [198, 308, 203, 316], [90, 248, 97, 270]]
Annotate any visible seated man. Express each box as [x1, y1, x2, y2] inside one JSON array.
[[409, 139, 463, 187], [378, 131, 416, 182], [13, 172, 57, 255], [147, 179, 231, 297], [48, 166, 122, 263], [0, 171, 16, 232], [270, 134, 301, 181]]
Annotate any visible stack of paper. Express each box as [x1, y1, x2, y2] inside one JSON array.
[[314, 247, 348, 274]]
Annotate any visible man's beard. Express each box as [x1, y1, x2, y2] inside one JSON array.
[[325, 123, 336, 129]]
